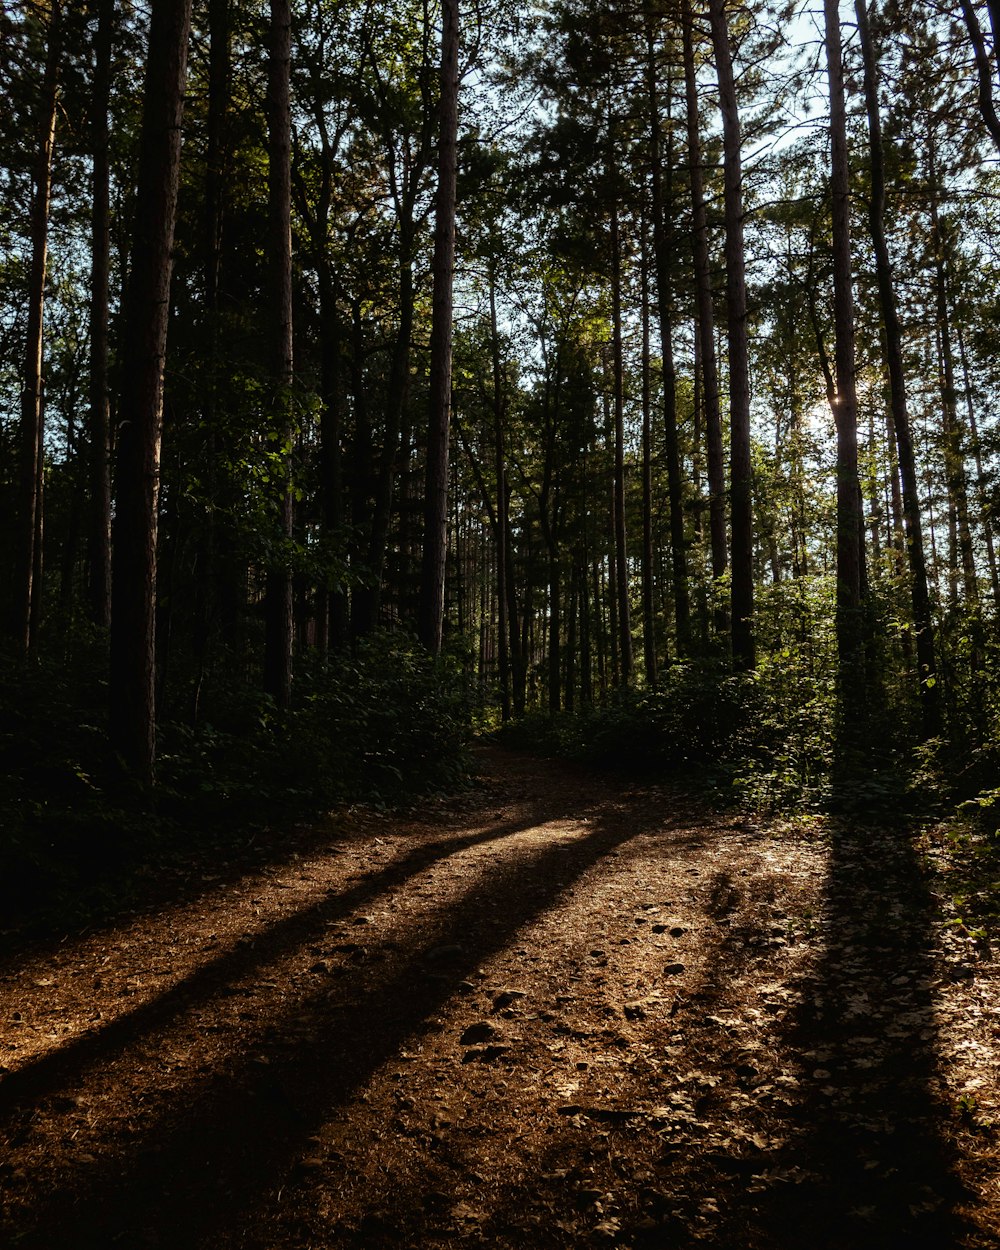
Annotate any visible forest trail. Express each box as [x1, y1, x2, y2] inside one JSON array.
[[1, 747, 998, 1249]]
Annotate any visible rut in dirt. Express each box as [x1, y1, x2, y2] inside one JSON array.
[[0, 748, 993, 1248]]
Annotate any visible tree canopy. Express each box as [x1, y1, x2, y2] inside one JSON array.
[[1, 0, 999, 825]]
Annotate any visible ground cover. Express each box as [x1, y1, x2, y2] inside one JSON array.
[[0, 746, 997, 1247]]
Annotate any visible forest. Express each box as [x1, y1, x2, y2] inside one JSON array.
[[3, 1, 1000, 1244], [2, 0, 1000, 829]]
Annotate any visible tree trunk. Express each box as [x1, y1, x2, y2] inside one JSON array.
[[822, 0, 866, 718], [87, 0, 112, 631], [418, 0, 460, 654], [682, 0, 728, 631], [855, 0, 939, 732], [490, 267, 513, 721], [609, 198, 633, 685], [262, 0, 295, 707], [708, 0, 755, 670], [927, 135, 979, 610], [645, 24, 690, 656], [319, 265, 347, 649], [193, 0, 231, 714], [640, 222, 657, 686], [960, 0, 1000, 155], [957, 321, 1000, 607], [109, 0, 193, 784], [13, 0, 60, 655]]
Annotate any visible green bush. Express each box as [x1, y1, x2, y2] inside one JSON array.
[[158, 634, 473, 811], [496, 658, 840, 814], [0, 632, 472, 920]]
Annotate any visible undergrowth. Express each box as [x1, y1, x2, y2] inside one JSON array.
[[494, 658, 996, 826], [0, 633, 472, 929]]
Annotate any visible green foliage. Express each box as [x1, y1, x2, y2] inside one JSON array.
[[497, 656, 838, 813], [160, 634, 472, 813], [0, 633, 472, 926]]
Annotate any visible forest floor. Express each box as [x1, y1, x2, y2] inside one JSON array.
[[1, 745, 999, 1249]]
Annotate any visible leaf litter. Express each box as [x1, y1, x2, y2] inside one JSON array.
[[0, 747, 997, 1247]]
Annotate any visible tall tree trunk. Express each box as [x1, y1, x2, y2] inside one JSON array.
[[683, 0, 728, 629], [88, 0, 112, 630], [295, 96, 347, 650], [109, 0, 193, 784], [823, 0, 865, 716], [419, 0, 460, 654], [960, 0, 1000, 155], [927, 135, 979, 610], [646, 25, 690, 655], [13, 0, 60, 655], [262, 0, 295, 707], [365, 238, 415, 632], [490, 267, 513, 721], [548, 548, 561, 714], [708, 0, 755, 670], [640, 222, 657, 686], [957, 322, 1000, 606], [193, 0, 230, 714], [610, 196, 633, 684], [319, 265, 347, 649], [349, 298, 374, 636], [856, 0, 939, 732], [579, 557, 593, 707]]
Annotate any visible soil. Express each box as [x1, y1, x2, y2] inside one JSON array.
[[0, 745, 998, 1249]]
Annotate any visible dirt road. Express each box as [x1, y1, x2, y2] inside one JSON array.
[[0, 747, 997, 1247]]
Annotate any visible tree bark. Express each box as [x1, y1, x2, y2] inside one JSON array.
[[109, 0, 193, 784], [822, 0, 866, 716], [646, 21, 690, 655], [682, 0, 728, 628], [419, 0, 460, 654], [13, 0, 60, 655], [489, 266, 513, 721], [708, 0, 755, 670], [610, 196, 633, 685], [926, 148, 979, 612], [263, 0, 295, 707], [88, 0, 112, 631], [640, 221, 657, 687], [960, 0, 1000, 155], [855, 0, 940, 732], [957, 321, 1000, 607], [192, 0, 231, 714]]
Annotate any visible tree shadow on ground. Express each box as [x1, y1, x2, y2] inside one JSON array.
[[0, 755, 499, 959], [752, 815, 970, 1248], [0, 800, 579, 1118], [0, 784, 689, 1249]]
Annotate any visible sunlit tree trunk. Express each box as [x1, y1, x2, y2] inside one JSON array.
[[957, 322, 1000, 607], [822, 0, 866, 717]]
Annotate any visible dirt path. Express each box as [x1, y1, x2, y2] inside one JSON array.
[[1, 746, 998, 1248]]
